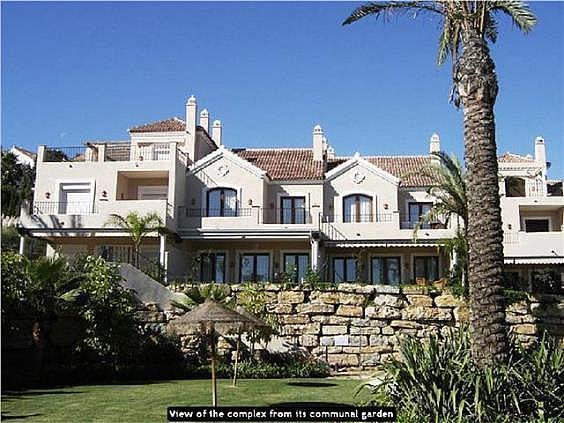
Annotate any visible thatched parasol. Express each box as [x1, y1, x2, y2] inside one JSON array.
[[168, 299, 261, 406], [232, 306, 269, 387]]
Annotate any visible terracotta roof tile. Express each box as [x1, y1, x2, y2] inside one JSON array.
[[326, 155, 434, 187], [235, 148, 325, 181], [498, 152, 534, 163], [129, 117, 185, 133]]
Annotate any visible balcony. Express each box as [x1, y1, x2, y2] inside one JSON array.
[[321, 212, 454, 241], [178, 207, 314, 231], [40, 143, 183, 164], [504, 231, 564, 258], [20, 199, 172, 233]]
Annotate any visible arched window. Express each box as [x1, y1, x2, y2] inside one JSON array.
[[206, 188, 237, 217], [343, 194, 372, 222]]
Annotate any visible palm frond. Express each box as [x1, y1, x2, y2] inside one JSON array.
[[342, 1, 440, 26], [488, 1, 537, 34]]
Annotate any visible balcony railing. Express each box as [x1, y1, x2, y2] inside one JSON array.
[[43, 146, 97, 162], [262, 208, 312, 224], [104, 143, 172, 161], [183, 208, 253, 218], [399, 214, 446, 230], [323, 213, 394, 224], [32, 201, 98, 215]]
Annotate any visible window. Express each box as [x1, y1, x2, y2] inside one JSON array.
[[524, 219, 550, 232], [200, 253, 226, 283], [333, 257, 357, 283], [240, 254, 270, 283], [414, 256, 439, 282], [207, 188, 237, 217], [371, 257, 401, 285], [343, 194, 372, 223], [138, 186, 168, 200], [58, 182, 92, 214], [280, 197, 306, 224], [408, 202, 433, 228], [284, 253, 309, 283], [505, 177, 526, 197]]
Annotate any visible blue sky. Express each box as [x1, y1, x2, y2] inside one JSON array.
[[2, 2, 563, 177]]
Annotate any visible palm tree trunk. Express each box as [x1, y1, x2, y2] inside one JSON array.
[[456, 31, 508, 367]]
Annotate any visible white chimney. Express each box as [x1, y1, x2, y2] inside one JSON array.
[[429, 133, 441, 154], [313, 124, 324, 162], [535, 136, 546, 166], [200, 109, 209, 133], [185, 95, 197, 149], [212, 120, 223, 146]]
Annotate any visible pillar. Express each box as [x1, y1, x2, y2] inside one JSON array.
[[310, 237, 319, 270], [18, 235, 26, 255]]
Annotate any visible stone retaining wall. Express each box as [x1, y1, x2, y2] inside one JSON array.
[[167, 283, 563, 368]]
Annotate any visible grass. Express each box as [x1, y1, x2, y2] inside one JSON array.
[[2, 378, 366, 422]]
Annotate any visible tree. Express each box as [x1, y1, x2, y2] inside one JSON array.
[[104, 211, 165, 262], [343, 1, 536, 367], [1, 151, 35, 216], [409, 151, 468, 290]]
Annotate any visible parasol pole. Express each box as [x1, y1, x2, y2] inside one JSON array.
[[232, 332, 241, 387], [210, 323, 218, 407]]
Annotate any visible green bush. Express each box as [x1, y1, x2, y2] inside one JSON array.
[[189, 356, 330, 379], [362, 328, 563, 422]]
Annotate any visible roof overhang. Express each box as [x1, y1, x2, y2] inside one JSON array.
[[178, 228, 312, 240], [326, 240, 441, 248], [189, 146, 270, 181], [504, 256, 564, 265], [325, 153, 400, 186]]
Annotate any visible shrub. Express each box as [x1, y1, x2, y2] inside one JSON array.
[[362, 328, 564, 422]]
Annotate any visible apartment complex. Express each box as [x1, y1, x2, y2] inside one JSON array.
[[19, 96, 564, 287]]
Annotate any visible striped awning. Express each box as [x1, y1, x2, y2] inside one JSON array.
[[327, 240, 440, 248], [504, 257, 564, 265]]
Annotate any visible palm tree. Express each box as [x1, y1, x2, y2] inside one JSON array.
[[409, 151, 468, 291], [104, 211, 165, 264], [343, 1, 536, 367]]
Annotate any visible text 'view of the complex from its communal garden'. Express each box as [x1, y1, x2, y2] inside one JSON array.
[[1, 1, 563, 423]]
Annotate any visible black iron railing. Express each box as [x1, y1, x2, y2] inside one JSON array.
[[32, 201, 98, 215], [99, 246, 165, 284], [399, 214, 445, 229], [43, 146, 96, 162], [261, 208, 312, 224], [183, 208, 253, 218], [322, 213, 393, 224]]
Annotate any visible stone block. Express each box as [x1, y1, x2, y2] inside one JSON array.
[[300, 334, 318, 347], [319, 336, 335, 346], [296, 303, 335, 314], [511, 323, 536, 335], [280, 314, 310, 325], [401, 285, 428, 295], [506, 313, 535, 324], [434, 294, 465, 308], [311, 315, 351, 325], [310, 291, 340, 304], [390, 320, 424, 329], [350, 326, 380, 336], [406, 295, 433, 307], [349, 335, 368, 346], [506, 301, 529, 315], [369, 334, 392, 346], [373, 284, 401, 294], [382, 326, 395, 335], [322, 325, 348, 335], [327, 346, 344, 354], [264, 284, 281, 291], [339, 293, 366, 306], [279, 324, 305, 336], [267, 303, 293, 314], [278, 291, 304, 304], [327, 353, 359, 367], [371, 294, 405, 308], [454, 305, 469, 323], [402, 306, 452, 321], [366, 306, 402, 320], [337, 283, 361, 293], [303, 322, 322, 334], [336, 305, 363, 317]]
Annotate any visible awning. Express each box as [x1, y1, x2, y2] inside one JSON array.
[[327, 240, 440, 248], [504, 257, 564, 265]]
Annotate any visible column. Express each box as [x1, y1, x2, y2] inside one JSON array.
[[310, 237, 319, 270], [18, 235, 26, 255], [159, 234, 166, 267]]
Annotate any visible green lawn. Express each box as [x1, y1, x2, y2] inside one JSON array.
[[2, 378, 368, 422]]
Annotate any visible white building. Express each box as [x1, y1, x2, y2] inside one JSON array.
[[9, 145, 36, 168], [19, 96, 563, 288]]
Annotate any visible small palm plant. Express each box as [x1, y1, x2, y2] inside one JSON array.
[[104, 211, 165, 264], [171, 284, 233, 311]]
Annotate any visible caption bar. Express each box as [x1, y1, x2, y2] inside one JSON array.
[[168, 406, 396, 422]]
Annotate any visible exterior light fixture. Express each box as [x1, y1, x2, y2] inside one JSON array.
[[248, 199, 253, 206], [45, 192, 51, 199]]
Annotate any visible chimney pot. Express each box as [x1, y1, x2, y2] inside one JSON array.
[[313, 124, 324, 162], [212, 120, 223, 146], [200, 109, 210, 132]]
